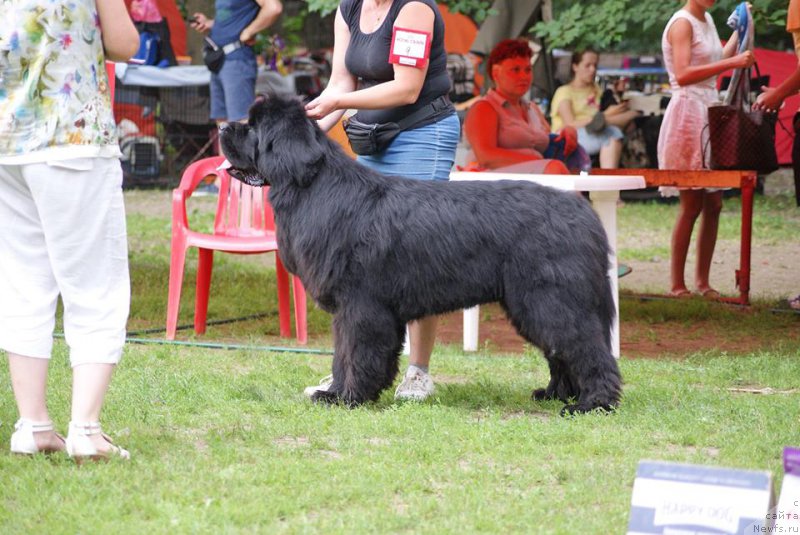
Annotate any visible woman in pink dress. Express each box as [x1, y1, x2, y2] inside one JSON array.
[[658, 0, 754, 298]]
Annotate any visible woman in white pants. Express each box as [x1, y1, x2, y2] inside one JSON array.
[[0, 0, 139, 460]]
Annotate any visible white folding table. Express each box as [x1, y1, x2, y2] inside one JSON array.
[[447, 168, 646, 358]]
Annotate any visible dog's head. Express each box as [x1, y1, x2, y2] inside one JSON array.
[[219, 95, 326, 188]]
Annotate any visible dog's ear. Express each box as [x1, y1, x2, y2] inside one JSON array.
[[250, 96, 327, 188], [294, 126, 326, 188], [271, 117, 326, 188]]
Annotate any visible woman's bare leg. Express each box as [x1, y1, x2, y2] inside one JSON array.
[[669, 190, 704, 295], [7, 353, 64, 450], [695, 191, 723, 295], [599, 138, 623, 168], [71, 363, 117, 453], [408, 316, 438, 368]]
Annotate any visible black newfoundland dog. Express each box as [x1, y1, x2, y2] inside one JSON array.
[[220, 96, 622, 414]]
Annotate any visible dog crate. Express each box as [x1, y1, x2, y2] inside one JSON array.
[[120, 135, 161, 180], [159, 85, 217, 176], [112, 68, 216, 187]]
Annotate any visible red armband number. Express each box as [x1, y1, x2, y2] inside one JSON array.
[[388, 27, 432, 68]]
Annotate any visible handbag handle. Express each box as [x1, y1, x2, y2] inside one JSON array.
[[700, 122, 711, 170], [728, 62, 764, 111]]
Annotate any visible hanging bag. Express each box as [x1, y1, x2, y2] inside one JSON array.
[[133, 31, 161, 66], [705, 66, 778, 174], [202, 37, 225, 73], [202, 37, 243, 74]]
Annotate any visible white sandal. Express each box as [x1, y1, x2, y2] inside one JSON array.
[[10, 419, 65, 455], [65, 421, 130, 462]]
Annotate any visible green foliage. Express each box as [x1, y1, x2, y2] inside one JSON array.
[[533, 0, 792, 53], [304, 0, 339, 17], [299, 0, 791, 53], [282, 10, 308, 36], [176, 0, 188, 19], [442, 0, 495, 22], [303, 0, 494, 22]]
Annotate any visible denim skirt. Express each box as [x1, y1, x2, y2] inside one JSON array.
[[357, 113, 460, 181]]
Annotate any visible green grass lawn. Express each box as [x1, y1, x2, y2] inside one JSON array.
[[1, 344, 798, 533], [617, 191, 800, 266], [1, 187, 798, 533]]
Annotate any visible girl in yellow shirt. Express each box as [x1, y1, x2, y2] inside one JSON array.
[[550, 50, 639, 168]]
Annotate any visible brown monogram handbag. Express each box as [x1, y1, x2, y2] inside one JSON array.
[[706, 66, 778, 174]]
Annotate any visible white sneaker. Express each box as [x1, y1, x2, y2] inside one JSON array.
[[303, 374, 333, 398], [394, 367, 435, 401]]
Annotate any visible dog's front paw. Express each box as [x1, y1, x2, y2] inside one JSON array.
[[555, 378, 580, 401], [310, 390, 341, 405], [310, 389, 365, 408], [532, 387, 555, 401], [560, 403, 617, 417], [532, 384, 576, 403]]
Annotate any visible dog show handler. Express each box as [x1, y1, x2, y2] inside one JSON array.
[[304, 0, 459, 402]]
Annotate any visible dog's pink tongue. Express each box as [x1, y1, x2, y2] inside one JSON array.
[[218, 159, 233, 171]]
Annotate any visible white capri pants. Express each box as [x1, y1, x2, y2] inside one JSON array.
[[0, 158, 130, 366]]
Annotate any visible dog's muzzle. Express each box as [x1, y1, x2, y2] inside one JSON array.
[[228, 166, 267, 187], [219, 159, 267, 187]]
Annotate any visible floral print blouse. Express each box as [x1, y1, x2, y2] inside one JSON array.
[[0, 0, 117, 158]]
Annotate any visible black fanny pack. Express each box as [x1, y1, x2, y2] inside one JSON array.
[[202, 37, 243, 74], [343, 95, 453, 156]]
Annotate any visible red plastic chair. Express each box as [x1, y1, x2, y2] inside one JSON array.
[[166, 156, 307, 343], [105, 61, 115, 101]]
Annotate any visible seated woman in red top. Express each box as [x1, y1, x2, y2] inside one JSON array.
[[464, 39, 588, 172]]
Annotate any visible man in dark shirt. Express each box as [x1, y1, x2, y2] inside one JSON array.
[[190, 0, 281, 193], [191, 0, 282, 123]]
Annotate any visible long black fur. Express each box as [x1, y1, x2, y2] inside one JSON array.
[[220, 96, 622, 414]]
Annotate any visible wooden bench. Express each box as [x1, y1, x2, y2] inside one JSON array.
[[591, 168, 758, 305]]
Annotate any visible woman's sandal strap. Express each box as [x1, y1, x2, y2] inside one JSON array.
[[14, 419, 55, 432]]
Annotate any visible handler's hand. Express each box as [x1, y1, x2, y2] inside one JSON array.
[[191, 13, 213, 33], [753, 86, 783, 113], [305, 93, 339, 120]]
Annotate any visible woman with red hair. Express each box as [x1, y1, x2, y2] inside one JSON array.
[[464, 39, 587, 172]]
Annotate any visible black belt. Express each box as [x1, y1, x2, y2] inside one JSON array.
[[396, 95, 453, 130]]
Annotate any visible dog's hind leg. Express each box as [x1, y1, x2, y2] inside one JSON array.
[[311, 301, 403, 407], [532, 350, 578, 403], [502, 299, 579, 404], [503, 285, 621, 415], [556, 338, 620, 415]]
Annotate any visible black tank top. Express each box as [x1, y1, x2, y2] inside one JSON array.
[[340, 0, 453, 125]]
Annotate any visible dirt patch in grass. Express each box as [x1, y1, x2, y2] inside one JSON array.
[[617, 317, 798, 358], [434, 302, 800, 359], [619, 241, 798, 301]]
